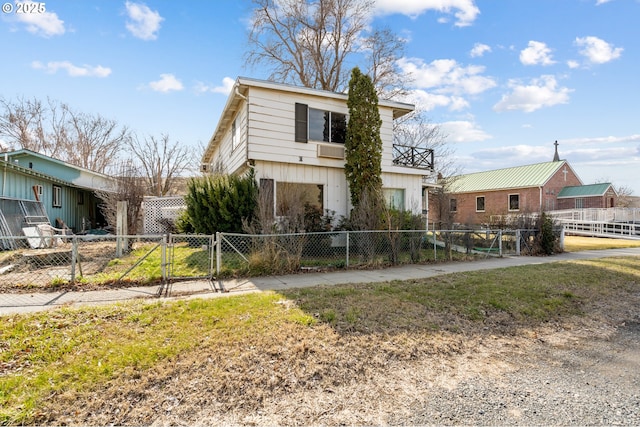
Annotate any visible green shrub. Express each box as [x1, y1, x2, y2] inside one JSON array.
[[180, 170, 258, 234]]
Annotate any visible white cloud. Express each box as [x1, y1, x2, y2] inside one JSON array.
[[595, 0, 613, 4], [562, 134, 640, 146], [410, 90, 467, 111], [14, 1, 65, 37], [519, 41, 555, 66], [470, 43, 491, 58], [31, 61, 111, 77], [398, 57, 495, 112], [398, 57, 496, 95], [148, 74, 183, 92], [125, 1, 164, 40], [575, 36, 622, 64], [493, 75, 572, 113], [567, 60, 580, 69], [194, 77, 236, 95], [374, 0, 480, 27], [439, 120, 491, 143], [472, 144, 551, 162]]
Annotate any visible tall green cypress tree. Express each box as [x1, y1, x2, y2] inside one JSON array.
[[345, 67, 383, 210]]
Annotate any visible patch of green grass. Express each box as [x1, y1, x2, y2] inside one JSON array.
[[81, 243, 211, 285], [282, 256, 640, 332], [0, 293, 314, 425]]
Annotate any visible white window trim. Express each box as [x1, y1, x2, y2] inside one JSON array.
[[231, 117, 238, 152], [476, 196, 485, 212], [508, 193, 520, 211], [53, 185, 62, 208]]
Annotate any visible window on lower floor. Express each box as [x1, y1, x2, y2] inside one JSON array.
[[575, 198, 584, 209], [450, 198, 457, 212], [276, 182, 323, 216], [509, 194, 520, 211], [53, 185, 62, 208], [476, 196, 485, 212], [383, 188, 405, 211]]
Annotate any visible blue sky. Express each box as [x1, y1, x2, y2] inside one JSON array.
[[2, 0, 638, 194]]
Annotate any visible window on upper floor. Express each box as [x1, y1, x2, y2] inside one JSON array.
[[295, 103, 346, 144], [509, 194, 520, 211], [476, 196, 485, 212], [231, 117, 238, 151]]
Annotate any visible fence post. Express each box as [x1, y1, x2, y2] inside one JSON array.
[[345, 231, 350, 268], [216, 232, 221, 277], [498, 230, 503, 257], [515, 229, 521, 256], [161, 234, 167, 283], [209, 234, 215, 277], [70, 235, 78, 283], [559, 226, 565, 251], [433, 228, 437, 261]]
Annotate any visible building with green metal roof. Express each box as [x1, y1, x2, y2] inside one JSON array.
[[430, 151, 618, 226], [557, 183, 617, 210]]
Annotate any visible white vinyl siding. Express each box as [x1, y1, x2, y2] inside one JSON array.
[[206, 81, 426, 218]]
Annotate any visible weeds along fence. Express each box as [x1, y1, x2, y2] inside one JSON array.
[[216, 229, 545, 276], [0, 229, 547, 290]]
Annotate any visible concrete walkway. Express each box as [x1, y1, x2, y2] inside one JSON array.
[[2, 247, 639, 316]]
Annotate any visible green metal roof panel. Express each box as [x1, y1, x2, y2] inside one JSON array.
[[557, 183, 612, 198], [449, 161, 566, 193]]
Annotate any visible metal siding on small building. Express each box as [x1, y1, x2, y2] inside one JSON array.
[[0, 159, 108, 233]]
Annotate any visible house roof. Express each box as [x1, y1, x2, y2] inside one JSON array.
[[202, 76, 415, 164], [557, 183, 614, 198], [1, 149, 113, 191], [448, 160, 580, 193]]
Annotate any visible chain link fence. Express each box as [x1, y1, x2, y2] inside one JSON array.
[[216, 228, 548, 277], [0, 228, 550, 291], [0, 233, 214, 292]]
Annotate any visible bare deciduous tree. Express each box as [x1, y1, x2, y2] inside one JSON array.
[[126, 134, 192, 197], [96, 160, 145, 237], [246, 0, 407, 95], [394, 111, 458, 179], [0, 96, 129, 173], [614, 185, 634, 207], [64, 108, 129, 173], [362, 27, 408, 100]]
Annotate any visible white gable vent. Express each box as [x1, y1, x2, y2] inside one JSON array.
[[317, 144, 345, 159]]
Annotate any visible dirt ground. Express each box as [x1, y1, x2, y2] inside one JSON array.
[[34, 290, 640, 426]]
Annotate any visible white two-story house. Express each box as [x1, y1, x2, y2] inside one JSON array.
[[201, 77, 434, 220]]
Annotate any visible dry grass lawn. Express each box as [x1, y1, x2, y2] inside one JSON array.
[[563, 235, 640, 252], [1, 256, 639, 426]]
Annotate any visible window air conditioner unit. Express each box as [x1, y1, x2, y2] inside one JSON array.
[[317, 144, 345, 159]]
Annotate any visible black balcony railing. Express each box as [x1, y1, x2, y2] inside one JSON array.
[[392, 144, 434, 170]]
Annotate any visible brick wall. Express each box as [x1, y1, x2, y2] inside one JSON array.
[[428, 162, 584, 226]]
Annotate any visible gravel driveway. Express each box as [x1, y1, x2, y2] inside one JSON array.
[[392, 320, 640, 426]]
